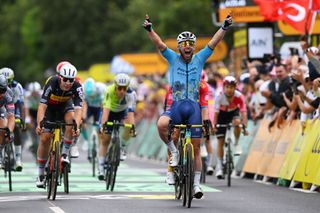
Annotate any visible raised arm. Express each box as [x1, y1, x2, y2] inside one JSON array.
[[208, 13, 233, 50], [142, 14, 167, 51]]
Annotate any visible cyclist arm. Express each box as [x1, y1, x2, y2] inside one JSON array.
[[207, 14, 232, 50], [81, 101, 88, 122], [36, 103, 47, 129], [100, 107, 110, 127], [143, 15, 167, 51]]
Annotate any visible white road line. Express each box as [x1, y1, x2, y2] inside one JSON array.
[[49, 207, 66, 213]]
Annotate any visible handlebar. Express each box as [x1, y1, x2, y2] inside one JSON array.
[[40, 120, 77, 132]]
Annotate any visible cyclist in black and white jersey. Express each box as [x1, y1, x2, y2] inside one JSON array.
[[35, 63, 83, 188]]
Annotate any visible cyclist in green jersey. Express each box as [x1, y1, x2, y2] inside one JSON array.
[[98, 73, 136, 180]]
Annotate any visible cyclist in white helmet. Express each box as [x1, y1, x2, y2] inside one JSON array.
[[0, 67, 26, 171], [98, 73, 137, 180], [0, 74, 15, 169], [81, 78, 106, 160], [213, 76, 249, 179], [35, 63, 83, 188], [143, 13, 233, 198]]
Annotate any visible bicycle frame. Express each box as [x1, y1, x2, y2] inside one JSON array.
[[216, 123, 245, 187], [103, 121, 133, 191], [43, 120, 76, 200], [170, 123, 202, 208]]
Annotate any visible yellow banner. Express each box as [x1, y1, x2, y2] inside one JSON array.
[[243, 119, 271, 174], [279, 122, 308, 180], [293, 119, 320, 184], [234, 29, 247, 48], [265, 121, 301, 178], [218, 6, 264, 23], [256, 125, 283, 176]]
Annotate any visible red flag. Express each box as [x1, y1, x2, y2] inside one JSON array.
[[255, 0, 319, 33]]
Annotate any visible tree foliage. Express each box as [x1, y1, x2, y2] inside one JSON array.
[[0, 0, 223, 84]]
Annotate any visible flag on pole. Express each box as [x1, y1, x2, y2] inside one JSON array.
[[255, 0, 320, 33]]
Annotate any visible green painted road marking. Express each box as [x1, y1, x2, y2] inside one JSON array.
[[0, 162, 220, 193]]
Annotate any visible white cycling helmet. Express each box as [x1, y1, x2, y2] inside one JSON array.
[[114, 73, 130, 87], [0, 74, 8, 93], [56, 61, 70, 73], [0, 67, 14, 82], [59, 63, 77, 78], [28, 81, 41, 92], [177, 31, 196, 44], [223, 76, 237, 86]]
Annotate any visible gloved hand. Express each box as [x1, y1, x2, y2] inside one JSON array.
[[221, 14, 233, 30], [7, 131, 14, 143], [130, 125, 137, 137], [203, 119, 212, 138], [142, 14, 153, 32]]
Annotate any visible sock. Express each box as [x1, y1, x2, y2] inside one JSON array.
[[15, 145, 22, 161], [167, 140, 177, 153], [216, 158, 223, 170], [194, 171, 201, 186], [98, 156, 105, 172], [62, 138, 73, 155], [206, 153, 213, 167], [37, 157, 47, 176]]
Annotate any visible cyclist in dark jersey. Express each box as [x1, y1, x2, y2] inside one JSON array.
[[0, 74, 15, 168], [35, 63, 83, 188]]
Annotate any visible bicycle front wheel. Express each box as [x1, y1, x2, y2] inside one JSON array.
[[109, 140, 120, 192], [92, 135, 97, 177], [51, 141, 60, 200], [185, 143, 194, 208], [4, 143, 14, 191], [226, 139, 232, 187], [63, 164, 69, 194]]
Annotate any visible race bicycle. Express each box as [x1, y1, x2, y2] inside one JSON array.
[[102, 121, 134, 191], [0, 127, 15, 191], [168, 122, 209, 208], [215, 123, 245, 187], [41, 120, 76, 200]]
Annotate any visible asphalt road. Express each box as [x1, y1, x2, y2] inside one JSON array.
[[0, 138, 319, 213]]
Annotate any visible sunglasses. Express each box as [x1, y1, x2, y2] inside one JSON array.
[[116, 86, 128, 91], [179, 40, 195, 47], [61, 77, 75, 83]]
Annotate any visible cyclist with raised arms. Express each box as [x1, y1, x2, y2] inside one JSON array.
[[143, 13, 233, 198], [0, 74, 15, 168], [161, 73, 212, 185], [213, 76, 248, 179], [82, 78, 106, 159], [35, 63, 83, 188], [0, 67, 26, 171], [98, 73, 136, 181]]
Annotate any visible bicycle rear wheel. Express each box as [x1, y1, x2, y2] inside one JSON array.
[[51, 141, 60, 200], [186, 143, 194, 208], [200, 157, 206, 183]]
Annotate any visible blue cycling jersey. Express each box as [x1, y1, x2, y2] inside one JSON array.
[[161, 45, 213, 102]]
